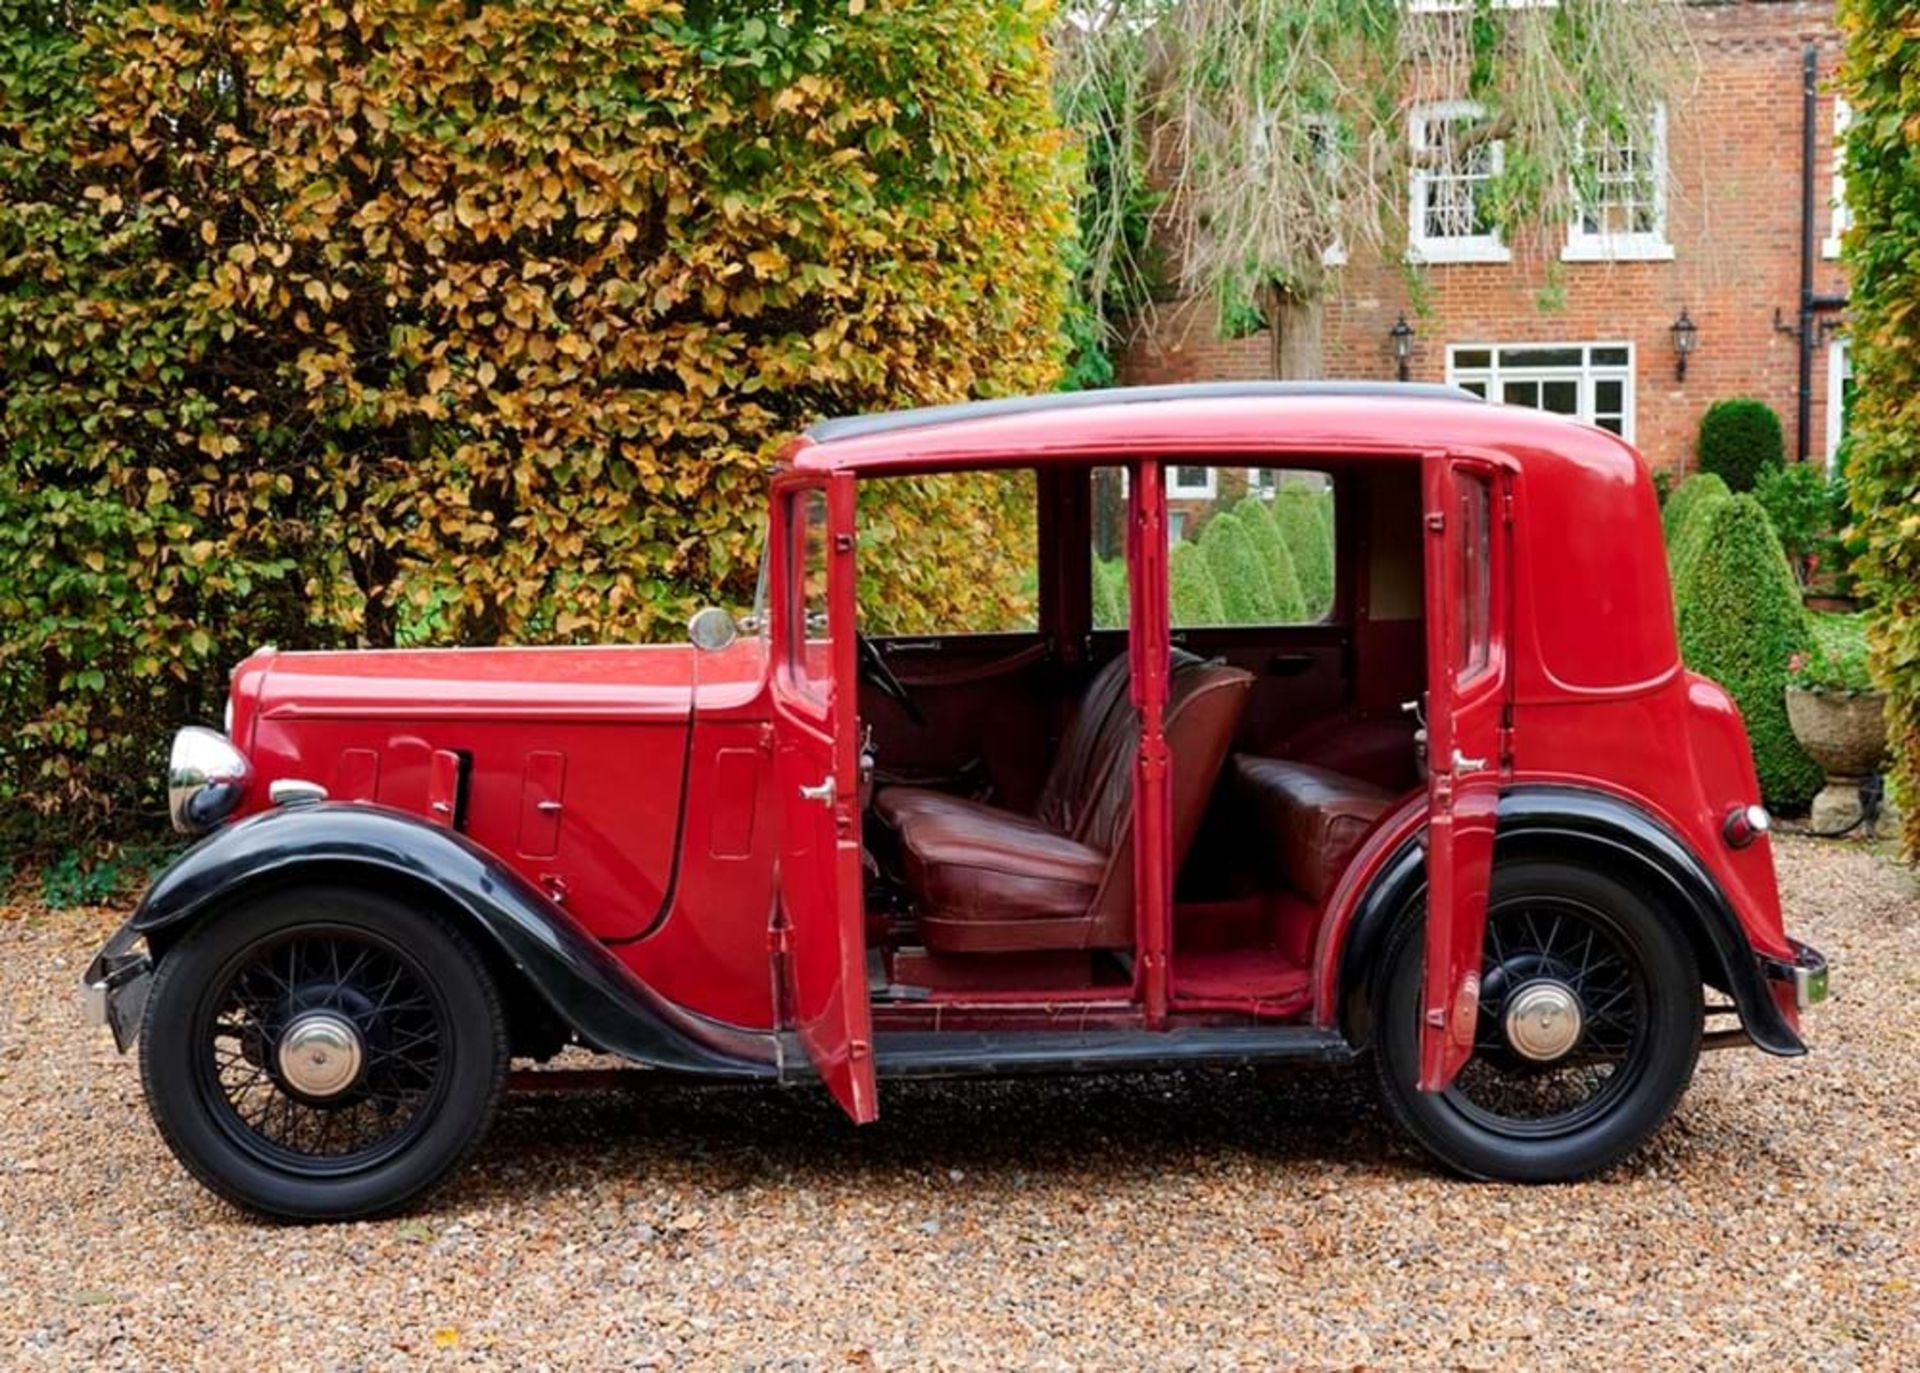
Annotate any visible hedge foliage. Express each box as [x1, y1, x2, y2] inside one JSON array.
[[1167, 542, 1223, 625], [1091, 555, 1127, 631], [0, 0, 1073, 841], [857, 471, 1040, 637], [1235, 501, 1307, 623], [1840, 0, 1920, 852], [1696, 398, 1786, 493], [1199, 512, 1282, 623], [1661, 472, 1730, 547], [1674, 496, 1823, 810], [1664, 473, 1734, 593], [1269, 487, 1332, 619]]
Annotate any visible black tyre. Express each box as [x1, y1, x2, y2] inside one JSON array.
[[1373, 860, 1701, 1183], [139, 885, 509, 1222]]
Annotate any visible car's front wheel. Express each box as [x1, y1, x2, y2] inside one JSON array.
[[139, 885, 508, 1222], [1373, 860, 1702, 1183]]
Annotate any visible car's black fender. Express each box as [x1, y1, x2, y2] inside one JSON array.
[[1337, 784, 1806, 1056], [94, 803, 780, 1080]]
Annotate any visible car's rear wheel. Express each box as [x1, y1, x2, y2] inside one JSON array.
[[140, 886, 508, 1222], [1373, 860, 1702, 1182]]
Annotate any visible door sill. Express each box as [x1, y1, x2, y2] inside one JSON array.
[[871, 1024, 1353, 1079]]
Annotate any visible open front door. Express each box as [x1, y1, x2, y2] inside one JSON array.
[[1418, 453, 1511, 1092], [770, 474, 877, 1121]]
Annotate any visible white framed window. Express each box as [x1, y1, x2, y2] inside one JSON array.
[[1826, 336, 1853, 475], [1447, 342, 1635, 440], [1246, 467, 1279, 498], [1564, 106, 1672, 262], [1409, 101, 1509, 264], [1823, 98, 1853, 260], [1168, 464, 1217, 500]]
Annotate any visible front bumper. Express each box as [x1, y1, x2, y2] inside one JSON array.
[[82, 919, 154, 1054]]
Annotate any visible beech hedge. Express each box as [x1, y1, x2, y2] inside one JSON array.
[[1840, 0, 1920, 853], [0, 0, 1072, 842]]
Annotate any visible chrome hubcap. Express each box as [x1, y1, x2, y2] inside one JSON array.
[[276, 1011, 364, 1099], [1503, 979, 1584, 1063]]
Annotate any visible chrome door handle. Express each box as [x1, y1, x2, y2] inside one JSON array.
[[1451, 748, 1489, 776], [799, 776, 836, 807]]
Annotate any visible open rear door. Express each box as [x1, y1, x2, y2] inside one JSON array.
[[1418, 453, 1511, 1092], [769, 473, 877, 1121]]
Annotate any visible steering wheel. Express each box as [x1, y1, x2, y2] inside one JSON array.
[[857, 635, 927, 726]]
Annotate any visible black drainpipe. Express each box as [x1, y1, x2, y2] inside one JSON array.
[[1797, 44, 1849, 465]]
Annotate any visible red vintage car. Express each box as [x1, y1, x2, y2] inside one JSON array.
[[86, 383, 1828, 1220]]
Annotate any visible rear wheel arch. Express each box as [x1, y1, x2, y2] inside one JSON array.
[[1335, 787, 1802, 1055]]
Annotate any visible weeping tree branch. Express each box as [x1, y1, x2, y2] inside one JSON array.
[[1056, 0, 1696, 374]]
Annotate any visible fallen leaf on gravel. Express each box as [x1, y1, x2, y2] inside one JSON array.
[[431, 1327, 459, 1348]]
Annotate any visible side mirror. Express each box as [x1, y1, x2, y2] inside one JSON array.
[[688, 606, 739, 653]]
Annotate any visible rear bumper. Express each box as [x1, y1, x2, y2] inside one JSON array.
[[1774, 940, 1830, 1010]]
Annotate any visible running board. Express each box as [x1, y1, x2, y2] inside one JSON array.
[[871, 1025, 1355, 1079]]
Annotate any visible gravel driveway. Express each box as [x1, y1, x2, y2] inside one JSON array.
[[2, 836, 1914, 1369]]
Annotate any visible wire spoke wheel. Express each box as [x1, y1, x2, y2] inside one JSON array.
[[194, 928, 452, 1174], [1445, 896, 1653, 1139], [1373, 859, 1701, 1183]]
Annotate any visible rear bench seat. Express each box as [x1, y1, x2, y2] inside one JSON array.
[[1233, 757, 1397, 903]]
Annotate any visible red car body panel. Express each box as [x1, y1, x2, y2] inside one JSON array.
[[204, 389, 1799, 1075]]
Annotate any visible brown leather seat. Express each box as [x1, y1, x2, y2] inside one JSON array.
[[1233, 757, 1396, 903], [873, 650, 1140, 834], [899, 660, 1252, 953]]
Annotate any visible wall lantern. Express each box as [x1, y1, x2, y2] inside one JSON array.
[[1389, 315, 1416, 383], [1670, 308, 1699, 381]]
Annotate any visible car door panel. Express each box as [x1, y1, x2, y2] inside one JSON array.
[[769, 475, 877, 1122], [1418, 454, 1511, 1092]]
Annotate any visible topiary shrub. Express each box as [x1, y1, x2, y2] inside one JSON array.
[[1696, 398, 1787, 493], [1232, 499, 1308, 621], [1198, 511, 1281, 622], [1674, 495, 1824, 809], [1668, 476, 1736, 592], [1169, 541, 1225, 624], [1091, 556, 1128, 629], [1662, 472, 1731, 548], [1271, 486, 1335, 619]]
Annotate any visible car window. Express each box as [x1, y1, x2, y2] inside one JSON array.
[[1158, 465, 1337, 628], [1090, 466, 1130, 630], [856, 470, 1039, 636], [1456, 472, 1493, 679], [790, 488, 832, 698]]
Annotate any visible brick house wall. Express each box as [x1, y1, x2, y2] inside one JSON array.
[[1118, 1, 1850, 478]]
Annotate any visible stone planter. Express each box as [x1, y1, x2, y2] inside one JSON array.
[[1785, 686, 1892, 834]]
